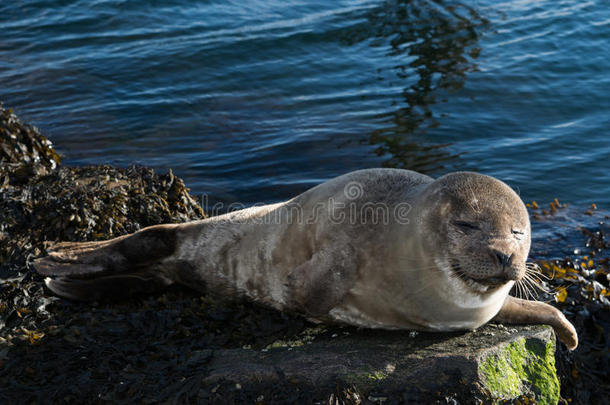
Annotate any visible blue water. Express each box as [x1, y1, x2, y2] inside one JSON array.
[[1, 0, 609, 207]]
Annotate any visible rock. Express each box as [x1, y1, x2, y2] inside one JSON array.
[[198, 324, 560, 404]]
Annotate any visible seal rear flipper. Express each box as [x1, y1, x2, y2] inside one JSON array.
[[34, 224, 180, 301], [34, 239, 128, 278], [45, 272, 174, 302]]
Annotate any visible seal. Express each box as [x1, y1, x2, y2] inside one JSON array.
[[34, 169, 578, 349]]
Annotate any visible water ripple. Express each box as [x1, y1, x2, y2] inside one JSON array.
[[0, 0, 608, 206]]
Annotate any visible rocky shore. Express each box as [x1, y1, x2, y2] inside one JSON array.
[[0, 104, 608, 404]]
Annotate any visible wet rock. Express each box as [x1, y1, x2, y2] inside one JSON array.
[[200, 324, 559, 404]]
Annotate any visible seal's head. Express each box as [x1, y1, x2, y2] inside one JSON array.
[[417, 172, 531, 294]]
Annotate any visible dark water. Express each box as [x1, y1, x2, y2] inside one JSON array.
[[1, 0, 609, 207]]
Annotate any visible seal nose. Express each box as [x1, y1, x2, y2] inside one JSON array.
[[494, 251, 514, 269]]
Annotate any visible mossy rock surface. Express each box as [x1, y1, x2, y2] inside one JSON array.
[[189, 323, 559, 403], [480, 336, 560, 404]]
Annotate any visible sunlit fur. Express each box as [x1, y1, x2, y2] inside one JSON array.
[[35, 169, 578, 349], [38, 169, 531, 332]]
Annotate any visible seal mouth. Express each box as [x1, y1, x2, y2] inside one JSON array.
[[449, 260, 508, 290], [475, 276, 508, 288]]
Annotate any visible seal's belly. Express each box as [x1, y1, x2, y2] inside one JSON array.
[[327, 301, 489, 331], [326, 280, 512, 332]]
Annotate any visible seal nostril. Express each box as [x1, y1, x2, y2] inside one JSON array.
[[495, 251, 513, 268]]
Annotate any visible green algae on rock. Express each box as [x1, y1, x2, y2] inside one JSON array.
[[480, 338, 560, 404]]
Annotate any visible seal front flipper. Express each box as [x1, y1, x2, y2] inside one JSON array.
[[34, 224, 179, 301], [492, 296, 578, 350], [286, 244, 359, 320]]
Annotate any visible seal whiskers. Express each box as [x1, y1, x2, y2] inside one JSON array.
[[512, 262, 551, 301]]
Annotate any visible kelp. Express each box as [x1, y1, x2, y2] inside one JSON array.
[[526, 201, 610, 403]]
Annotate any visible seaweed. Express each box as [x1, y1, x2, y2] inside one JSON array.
[[526, 201, 610, 404]]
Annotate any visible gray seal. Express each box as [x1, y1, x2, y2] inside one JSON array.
[[35, 169, 578, 349]]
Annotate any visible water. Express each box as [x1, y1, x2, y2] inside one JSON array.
[[1, 0, 609, 207]]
